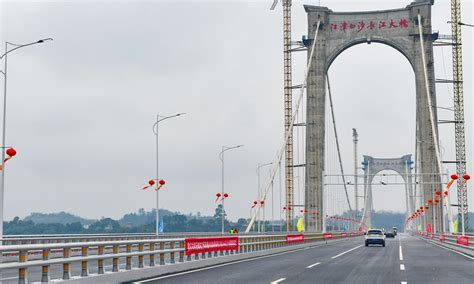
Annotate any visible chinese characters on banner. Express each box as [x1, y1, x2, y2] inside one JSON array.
[[330, 19, 410, 32]]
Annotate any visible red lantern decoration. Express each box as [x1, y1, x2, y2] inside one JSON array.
[[444, 191, 448, 195], [159, 179, 166, 185], [148, 180, 155, 186], [316, 212, 320, 215], [463, 174, 470, 181], [424, 206, 429, 209], [216, 193, 221, 197], [420, 206, 423, 209], [435, 191, 441, 196], [6, 148, 16, 157], [428, 199, 432, 203], [251, 201, 258, 208], [451, 174, 458, 180], [223, 193, 229, 198]]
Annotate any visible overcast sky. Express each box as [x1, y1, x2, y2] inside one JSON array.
[[0, 0, 472, 222]]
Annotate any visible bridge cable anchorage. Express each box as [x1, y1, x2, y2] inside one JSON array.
[[327, 74, 353, 215], [418, 12, 453, 232], [245, 17, 321, 233], [450, 0, 468, 234]]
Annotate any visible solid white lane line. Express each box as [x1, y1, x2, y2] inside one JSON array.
[[427, 241, 474, 260], [331, 245, 362, 259], [400, 264, 405, 271], [307, 262, 321, 268], [271, 278, 286, 284], [399, 245, 403, 261], [401, 281, 407, 284]]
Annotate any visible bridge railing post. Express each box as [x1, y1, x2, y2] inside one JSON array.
[[98, 244, 105, 274], [160, 242, 166, 265], [149, 242, 156, 266], [126, 244, 132, 270], [112, 245, 119, 272], [62, 247, 71, 280], [179, 241, 184, 262], [138, 243, 144, 268], [81, 246, 89, 277], [41, 248, 50, 283], [18, 249, 27, 284], [170, 241, 176, 263]]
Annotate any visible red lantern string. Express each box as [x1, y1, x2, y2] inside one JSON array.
[[428, 199, 432, 203], [0, 148, 17, 171], [251, 201, 258, 208], [155, 179, 166, 191], [259, 200, 264, 207], [142, 179, 155, 190], [215, 193, 222, 202], [435, 191, 441, 196]]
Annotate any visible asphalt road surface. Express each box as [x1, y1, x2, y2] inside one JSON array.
[[135, 234, 473, 284]]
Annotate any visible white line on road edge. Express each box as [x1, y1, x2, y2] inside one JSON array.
[[136, 245, 320, 283], [271, 278, 286, 284], [331, 245, 362, 259], [400, 264, 405, 271], [427, 241, 474, 260], [0, 276, 18, 281], [306, 262, 321, 268]]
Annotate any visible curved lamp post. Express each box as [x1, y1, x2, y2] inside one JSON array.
[[0, 38, 53, 240], [152, 113, 185, 235], [219, 144, 244, 234]]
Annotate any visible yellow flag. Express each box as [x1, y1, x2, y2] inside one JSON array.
[[453, 220, 459, 233], [297, 217, 304, 232]]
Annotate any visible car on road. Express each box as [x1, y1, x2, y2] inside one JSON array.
[[392, 227, 398, 236], [365, 229, 386, 247], [385, 231, 395, 238]]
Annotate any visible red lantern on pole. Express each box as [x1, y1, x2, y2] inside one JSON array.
[[435, 191, 441, 196], [148, 180, 155, 186], [463, 174, 470, 181], [451, 174, 458, 180], [223, 193, 229, 199], [6, 148, 16, 157], [215, 193, 221, 202], [251, 201, 258, 208], [159, 179, 166, 185], [424, 206, 429, 210], [428, 199, 432, 203]]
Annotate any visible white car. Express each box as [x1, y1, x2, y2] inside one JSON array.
[[365, 229, 386, 247]]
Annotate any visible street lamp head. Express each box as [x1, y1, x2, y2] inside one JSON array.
[[37, 38, 53, 43]]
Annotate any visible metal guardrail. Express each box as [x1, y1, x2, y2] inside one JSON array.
[[0, 232, 358, 283], [416, 232, 473, 252], [0, 232, 300, 245]]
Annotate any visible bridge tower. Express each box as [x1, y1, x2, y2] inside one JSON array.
[[304, 1, 443, 232]]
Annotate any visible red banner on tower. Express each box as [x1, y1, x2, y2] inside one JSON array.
[[185, 237, 238, 255]]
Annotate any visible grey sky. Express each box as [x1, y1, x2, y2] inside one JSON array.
[[0, 0, 472, 222]]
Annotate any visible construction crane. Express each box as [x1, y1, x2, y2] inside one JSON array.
[[271, 0, 294, 231], [450, 0, 468, 234]]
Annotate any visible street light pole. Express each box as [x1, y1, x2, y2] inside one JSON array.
[[257, 162, 272, 233], [152, 113, 185, 235], [0, 38, 52, 240], [219, 145, 243, 234]]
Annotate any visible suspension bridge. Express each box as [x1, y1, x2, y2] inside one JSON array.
[[0, 0, 472, 283]]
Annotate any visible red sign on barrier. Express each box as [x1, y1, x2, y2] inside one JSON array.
[[324, 233, 333, 240], [341, 233, 347, 238], [185, 237, 238, 255], [439, 234, 445, 242], [456, 236, 469, 247], [286, 234, 304, 244]]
